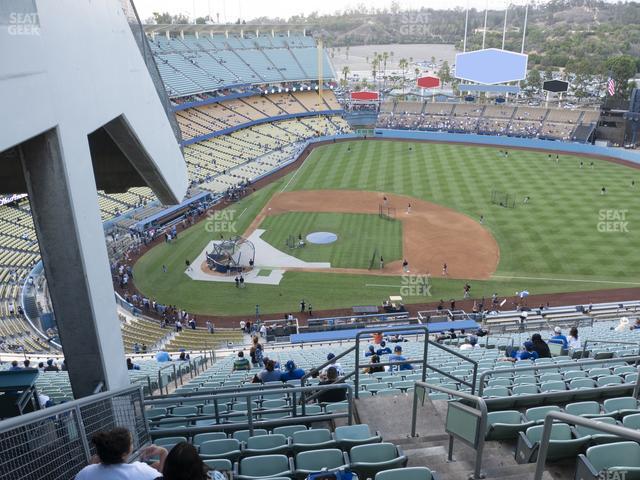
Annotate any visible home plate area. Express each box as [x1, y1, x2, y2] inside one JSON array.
[[186, 228, 331, 285]]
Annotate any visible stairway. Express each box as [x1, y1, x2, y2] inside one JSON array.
[[353, 395, 564, 479]]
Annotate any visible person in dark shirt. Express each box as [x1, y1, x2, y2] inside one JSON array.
[[317, 367, 346, 403], [280, 360, 305, 381], [44, 359, 59, 372], [364, 355, 385, 374], [531, 333, 552, 358], [376, 341, 392, 356], [364, 345, 376, 357]]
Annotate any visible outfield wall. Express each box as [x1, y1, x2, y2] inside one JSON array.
[[373, 129, 640, 165]]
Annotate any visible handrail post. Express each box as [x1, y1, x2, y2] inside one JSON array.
[[635, 365, 640, 399], [533, 414, 554, 480], [422, 334, 428, 383], [347, 384, 353, 425], [246, 394, 254, 436], [410, 385, 419, 437], [355, 334, 361, 399]]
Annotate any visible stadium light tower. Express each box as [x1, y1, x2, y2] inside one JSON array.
[[0, 0, 188, 397]]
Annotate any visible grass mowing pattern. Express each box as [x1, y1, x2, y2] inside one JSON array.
[[288, 141, 640, 282], [260, 212, 402, 268], [133, 140, 640, 316]]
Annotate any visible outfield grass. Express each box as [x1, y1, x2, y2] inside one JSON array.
[[133, 140, 640, 316], [289, 141, 640, 281], [260, 212, 402, 269]]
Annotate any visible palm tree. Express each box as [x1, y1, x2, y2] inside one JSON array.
[[382, 51, 390, 80], [399, 58, 409, 96], [342, 65, 350, 86], [371, 56, 380, 87]]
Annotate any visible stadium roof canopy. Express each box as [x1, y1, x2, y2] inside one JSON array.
[[143, 23, 310, 35]]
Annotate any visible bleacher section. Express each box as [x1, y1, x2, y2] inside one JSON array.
[[121, 315, 171, 353], [176, 91, 342, 141], [184, 115, 349, 193], [378, 101, 600, 142], [147, 34, 334, 97], [165, 328, 245, 351]]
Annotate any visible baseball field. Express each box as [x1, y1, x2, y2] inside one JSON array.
[[133, 140, 640, 317]]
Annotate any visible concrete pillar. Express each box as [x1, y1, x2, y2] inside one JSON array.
[[18, 129, 129, 398]]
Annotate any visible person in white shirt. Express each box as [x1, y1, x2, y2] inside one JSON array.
[[75, 427, 166, 480], [459, 335, 481, 351], [320, 352, 344, 378], [567, 326, 581, 350]]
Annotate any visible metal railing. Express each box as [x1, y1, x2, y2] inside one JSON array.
[[533, 411, 640, 480], [144, 383, 353, 439], [411, 381, 488, 480], [352, 325, 479, 397], [354, 325, 428, 398], [581, 339, 640, 358], [477, 355, 640, 396], [157, 362, 179, 395], [0, 385, 147, 480]]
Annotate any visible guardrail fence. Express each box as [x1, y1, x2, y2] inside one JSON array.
[[0, 385, 148, 480]]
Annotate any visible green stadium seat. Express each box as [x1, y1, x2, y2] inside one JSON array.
[[155, 436, 187, 451], [515, 423, 588, 463], [525, 406, 562, 423], [171, 405, 199, 417], [569, 378, 596, 389], [485, 410, 535, 441], [603, 397, 640, 419], [199, 438, 242, 462], [236, 454, 293, 480], [194, 432, 227, 446], [563, 370, 587, 380], [325, 401, 349, 413], [565, 401, 603, 418], [576, 441, 640, 480], [597, 375, 623, 387], [623, 413, 640, 430], [292, 428, 337, 453], [573, 416, 620, 445], [233, 429, 268, 443], [145, 408, 167, 419], [272, 425, 307, 438], [375, 467, 436, 480], [203, 459, 232, 472], [243, 434, 289, 456], [294, 448, 349, 479], [334, 424, 382, 451], [349, 443, 407, 479]]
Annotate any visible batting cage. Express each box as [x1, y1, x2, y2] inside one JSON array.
[[490, 190, 516, 208], [206, 236, 255, 273], [379, 204, 397, 220]]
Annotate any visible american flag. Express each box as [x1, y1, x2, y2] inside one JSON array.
[[607, 76, 616, 96]]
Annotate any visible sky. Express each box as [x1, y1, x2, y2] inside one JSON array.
[[135, 0, 536, 23]]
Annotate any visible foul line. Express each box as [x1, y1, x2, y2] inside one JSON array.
[[492, 275, 640, 286], [365, 283, 402, 288], [280, 152, 313, 193], [237, 207, 248, 219]]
